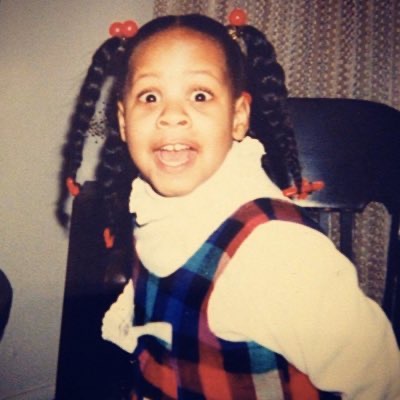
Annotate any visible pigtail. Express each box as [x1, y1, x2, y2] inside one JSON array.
[[95, 37, 139, 245], [96, 90, 138, 246], [240, 25, 303, 193], [56, 37, 125, 228]]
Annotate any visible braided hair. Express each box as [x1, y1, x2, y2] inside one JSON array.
[[56, 13, 302, 242], [55, 37, 126, 227], [240, 25, 302, 192]]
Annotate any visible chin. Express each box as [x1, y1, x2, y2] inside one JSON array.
[[152, 182, 197, 198], [156, 188, 193, 198]]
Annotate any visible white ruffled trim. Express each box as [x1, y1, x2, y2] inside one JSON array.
[[101, 279, 172, 352], [129, 137, 287, 277]]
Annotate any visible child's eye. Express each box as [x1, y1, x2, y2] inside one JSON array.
[[190, 90, 213, 102], [138, 92, 160, 103]]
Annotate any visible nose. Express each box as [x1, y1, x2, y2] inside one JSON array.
[[157, 101, 190, 128]]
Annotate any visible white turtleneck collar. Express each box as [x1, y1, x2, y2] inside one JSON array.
[[129, 137, 287, 277]]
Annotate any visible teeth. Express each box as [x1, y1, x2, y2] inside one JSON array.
[[161, 144, 189, 151]]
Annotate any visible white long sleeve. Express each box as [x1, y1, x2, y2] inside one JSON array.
[[208, 220, 400, 399]]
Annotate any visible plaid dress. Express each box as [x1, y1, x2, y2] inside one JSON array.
[[130, 198, 341, 400]]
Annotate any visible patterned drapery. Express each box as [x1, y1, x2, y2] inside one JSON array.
[[153, 0, 400, 304]]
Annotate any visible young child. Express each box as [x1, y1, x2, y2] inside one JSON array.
[[60, 12, 400, 400]]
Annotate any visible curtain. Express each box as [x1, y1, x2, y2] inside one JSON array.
[[153, 0, 400, 304]]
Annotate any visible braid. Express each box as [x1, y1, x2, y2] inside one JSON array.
[[96, 91, 138, 241], [240, 25, 303, 192], [56, 37, 125, 227], [94, 36, 142, 241]]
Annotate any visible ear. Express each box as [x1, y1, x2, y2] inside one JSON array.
[[232, 93, 251, 141], [117, 101, 127, 142]]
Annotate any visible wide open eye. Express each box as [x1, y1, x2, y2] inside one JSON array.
[[190, 90, 213, 102], [138, 91, 160, 103]]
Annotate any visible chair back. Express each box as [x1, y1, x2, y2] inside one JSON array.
[[287, 97, 400, 342]]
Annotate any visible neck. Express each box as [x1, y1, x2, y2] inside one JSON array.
[[130, 137, 286, 276]]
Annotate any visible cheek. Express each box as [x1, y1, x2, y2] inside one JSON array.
[[122, 127, 143, 162], [126, 134, 145, 161], [125, 109, 156, 136], [123, 113, 145, 143]]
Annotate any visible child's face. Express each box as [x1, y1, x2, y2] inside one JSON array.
[[118, 28, 250, 197]]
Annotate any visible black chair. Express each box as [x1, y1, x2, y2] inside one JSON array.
[[287, 97, 400, 343], [55, 182, 132, 400]]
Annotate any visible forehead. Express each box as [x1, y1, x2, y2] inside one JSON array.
[[129, 27, 228, 77]]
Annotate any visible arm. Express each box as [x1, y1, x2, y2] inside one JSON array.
[[208, 221, 400, 399]]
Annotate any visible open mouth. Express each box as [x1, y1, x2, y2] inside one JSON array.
[[156, 143, 196, 168]]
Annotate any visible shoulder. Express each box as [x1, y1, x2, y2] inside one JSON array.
[[232, 199, 323, 243], [227, 211, 348, 281], [241, 198, 319, 224], [208, 218, 358, 339]]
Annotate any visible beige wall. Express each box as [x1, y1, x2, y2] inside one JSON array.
[[0, 1, 154, 399]]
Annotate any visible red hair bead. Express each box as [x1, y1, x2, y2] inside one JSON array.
[[228, 8, 248, 26], [109, 22, 123, 37], [109, 20, 138, 38], [122, 20, 138, 38]]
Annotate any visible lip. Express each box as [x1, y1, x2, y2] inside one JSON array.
[[154, 142, 197, 170]]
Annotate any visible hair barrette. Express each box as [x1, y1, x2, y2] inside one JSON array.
[[66, 177, 80, 197], [109, 20, 138, 38], [282, 178, 325, 200], [103, 227, 115, 249]]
